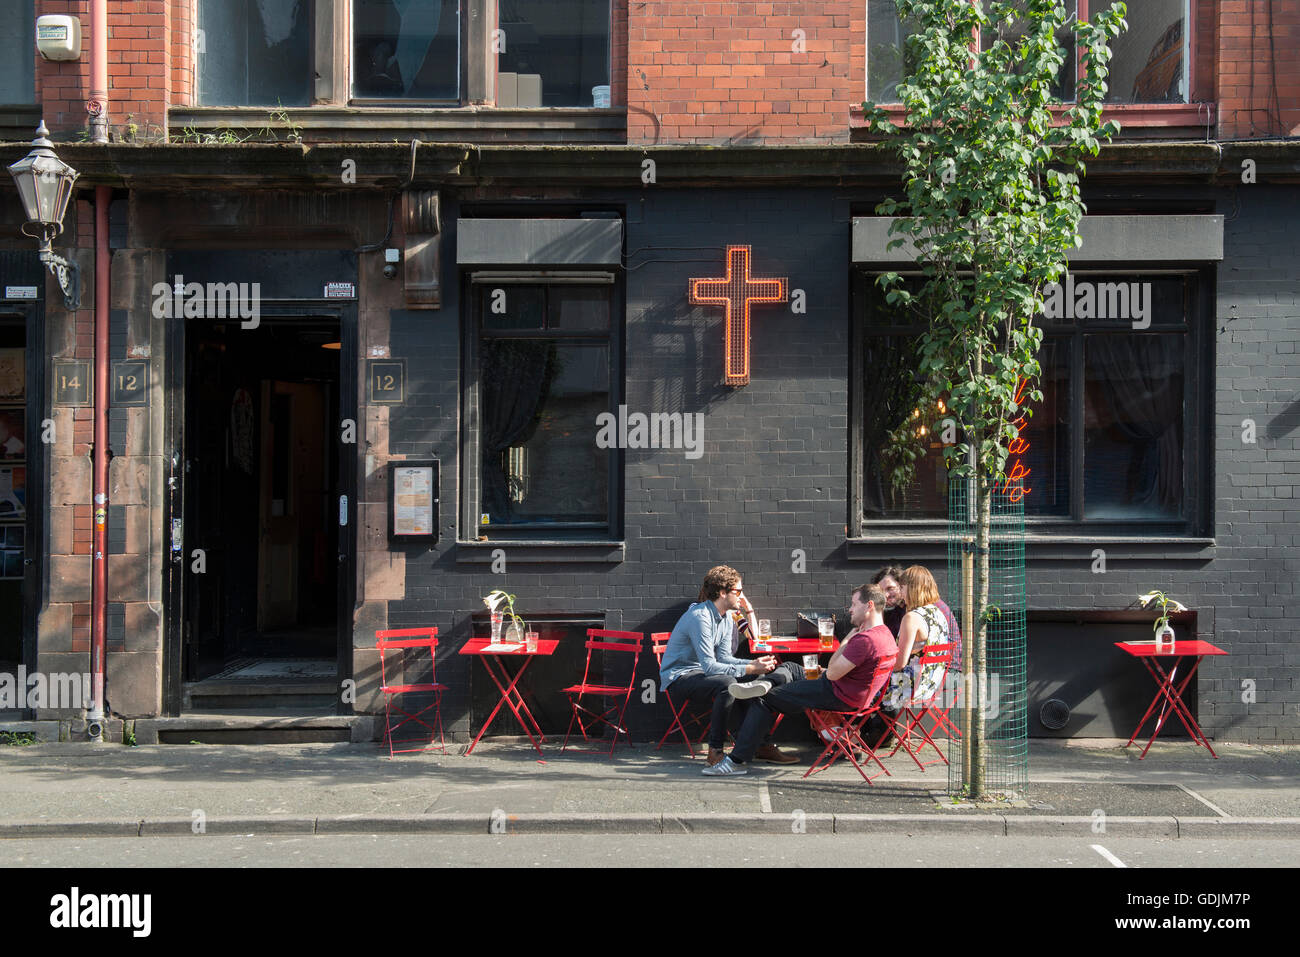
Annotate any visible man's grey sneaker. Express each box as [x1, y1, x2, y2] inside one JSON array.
[[728, 679, 772, 700], [702, 755, 748, 776]]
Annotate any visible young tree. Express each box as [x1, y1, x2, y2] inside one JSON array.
[[864, 0, 1127, 798]]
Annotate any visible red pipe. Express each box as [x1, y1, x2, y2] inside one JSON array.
[[87, 0, 110, 738], [89, 185, 109, 739], [91, 0, 108, 144]]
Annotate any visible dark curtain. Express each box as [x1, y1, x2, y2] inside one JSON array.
[[480, 340, 555, 520], [1088, 335, 1183, 510], [862, 335, 925, 516]]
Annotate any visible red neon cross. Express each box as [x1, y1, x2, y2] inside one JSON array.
[[689, 245, 787, 386]]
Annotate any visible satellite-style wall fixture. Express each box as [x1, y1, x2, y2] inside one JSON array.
[[36, 15, 83, 61]]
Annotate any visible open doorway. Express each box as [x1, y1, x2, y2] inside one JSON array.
[[181, 317, 341, 693], [0, 313, 29, 716]]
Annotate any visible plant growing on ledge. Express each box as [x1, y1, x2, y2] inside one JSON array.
[[483, 588, 528, 643], [861, 0, 1128, 799]]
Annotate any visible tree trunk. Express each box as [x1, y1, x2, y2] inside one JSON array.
[[969, 475, 992, 799]]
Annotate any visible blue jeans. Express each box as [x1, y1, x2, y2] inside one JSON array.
[[730, 675, 846, 764], [665, 662, 802, 749]]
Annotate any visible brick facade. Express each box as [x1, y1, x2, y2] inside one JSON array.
[[2, 2, 1297, 742], [627, 1, 863, 145]]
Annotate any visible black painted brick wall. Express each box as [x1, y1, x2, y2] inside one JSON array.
[[377, 185, 1299, 744]]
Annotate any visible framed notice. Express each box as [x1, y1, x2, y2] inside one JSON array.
[[389, 460, 438, 543]]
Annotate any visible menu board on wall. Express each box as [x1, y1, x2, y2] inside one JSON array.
[[389, 461, 438, 543]]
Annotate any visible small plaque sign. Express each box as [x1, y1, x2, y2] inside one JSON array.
[[3, 287, 38, 300], [52, 359, 91, 406], [368, 359, 405, 405], [111, 360, 149, 407], [324, 282, 356, 299]]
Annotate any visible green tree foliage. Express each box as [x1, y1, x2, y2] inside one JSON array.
[[863, 0, 1127, 796]]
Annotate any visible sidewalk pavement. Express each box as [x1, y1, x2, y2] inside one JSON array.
[[0, 737, 1297, 838]]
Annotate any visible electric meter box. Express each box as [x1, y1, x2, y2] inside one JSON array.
[[36, 15, 82, 61]]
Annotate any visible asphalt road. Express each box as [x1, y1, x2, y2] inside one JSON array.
[[3, 833, 1297, 868]]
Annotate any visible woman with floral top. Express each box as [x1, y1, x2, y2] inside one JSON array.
[[889, 564, 951, 708]]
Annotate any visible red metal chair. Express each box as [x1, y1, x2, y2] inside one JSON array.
[[802, 660, 897, 784], [376, 627, 447, 758], [884, 641, 956, 770], [650, 632, 711, 756], [561, 629, 644, 757]]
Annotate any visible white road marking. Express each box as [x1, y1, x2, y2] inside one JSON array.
[[759, 781, 772, 813], [1090, 843, 1126, 868], [1174, 783, 1230, 817]]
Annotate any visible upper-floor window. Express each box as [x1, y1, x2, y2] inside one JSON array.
[[867, 0, 1188, 105], [353, 0, 460, 100], [0, 3, 35, 105], [497, 0, 610, 107], [196, 0, 312, 106]]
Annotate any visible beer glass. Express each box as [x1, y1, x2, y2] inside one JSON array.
[[803, 654, 820, 680], [525, 630, 539, 653], [818, 615, 834, 651], [490, 611, 503, 643]]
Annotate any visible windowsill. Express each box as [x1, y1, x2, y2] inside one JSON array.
[[169, 105, 627, 144], [850, 102, 1214, 138], [846, 534, 1215, 562], [456, 539, 626, 564]]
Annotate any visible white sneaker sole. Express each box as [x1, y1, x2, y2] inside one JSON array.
[[728, 680, 772, 700]]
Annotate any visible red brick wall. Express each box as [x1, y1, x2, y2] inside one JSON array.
[[35, 0, 170, 139], [1218, 0, 1300, 138], [627, 1, 861, 145], [170, 0, 192, 107]]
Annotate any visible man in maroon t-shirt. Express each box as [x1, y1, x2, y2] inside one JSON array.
[[703, 583, 898, 775]]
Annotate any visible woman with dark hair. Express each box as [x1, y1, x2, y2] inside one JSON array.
[[870, 565, 905, 637]]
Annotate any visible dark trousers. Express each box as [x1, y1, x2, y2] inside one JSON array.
[[666, 661, 802, 749], [731, 675, 847, 764]]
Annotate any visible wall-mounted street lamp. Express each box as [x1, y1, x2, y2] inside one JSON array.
[[7, 122, 81, 310]]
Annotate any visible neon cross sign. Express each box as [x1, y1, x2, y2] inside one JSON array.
[[689, 245, 787, 386]]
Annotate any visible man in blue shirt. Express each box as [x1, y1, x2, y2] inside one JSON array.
[[659, 565, 801, 765]]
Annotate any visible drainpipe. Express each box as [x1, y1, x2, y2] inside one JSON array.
[[89, 0, 108, 144], [86, 0, 110, 741]]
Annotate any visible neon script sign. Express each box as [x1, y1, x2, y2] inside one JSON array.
[[689, 246, 787, 386], [1000, 377, 1033, 502]]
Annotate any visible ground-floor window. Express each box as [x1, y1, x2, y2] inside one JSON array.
[[465, 276, 619, 537], [853, 270, 1209, 535]]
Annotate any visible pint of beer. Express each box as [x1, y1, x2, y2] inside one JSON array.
[[817, 616, 834, 650], [803, 654, 820, 680]]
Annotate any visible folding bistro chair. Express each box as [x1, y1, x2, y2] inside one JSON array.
[[650, 632, 712, 756], [802, 660, 897, 784], [375, 627, 447, 757], [561, 629, 644, 757], [884, 641, 956, 771]]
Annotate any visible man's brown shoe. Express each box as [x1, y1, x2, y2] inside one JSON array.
[[706, 748, 726, 766], [754, 744, 799, 764]]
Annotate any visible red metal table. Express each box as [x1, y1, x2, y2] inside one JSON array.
[[460, 636, 560, 757], [747, 636, 841, 656], [1115, 639, 1228, 759]]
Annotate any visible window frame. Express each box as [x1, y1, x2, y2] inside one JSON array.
[[348, 0, 466, 105], [461, 269, 625, 542], [862, 0, 1198, 123], [849, 264, 1214, 540]]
